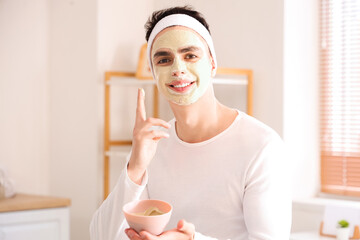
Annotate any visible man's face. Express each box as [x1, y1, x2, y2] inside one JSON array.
[[151, 26, 214, 105]]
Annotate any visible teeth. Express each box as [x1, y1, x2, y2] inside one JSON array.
[[173, 82, 191, 88]]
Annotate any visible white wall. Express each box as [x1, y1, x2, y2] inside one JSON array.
[[49, 0, 98, 239], [283, 0, 320, 199], [98, 1, 153, 72], [97, 0, 155, 202], [0, 0, 50, 195]]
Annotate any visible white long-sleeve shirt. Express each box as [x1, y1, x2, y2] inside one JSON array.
[[90, 110, 292, 240]]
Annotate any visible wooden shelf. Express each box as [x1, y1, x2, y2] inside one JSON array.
[[106, 77, 248, 86], [103, 68, 253, 199], [213, 78, 248, 85], [0, 193, 71, 213], [106, 78, 155, 85]]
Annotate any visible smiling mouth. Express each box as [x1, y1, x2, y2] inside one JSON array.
[[169, 81, 196, 88], [167, 81, 196, 94]]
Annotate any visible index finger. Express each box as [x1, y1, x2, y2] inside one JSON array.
[[136, 88, 146, 122]]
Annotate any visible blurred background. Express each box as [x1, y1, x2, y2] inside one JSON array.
[[1, 0, 359, 239]]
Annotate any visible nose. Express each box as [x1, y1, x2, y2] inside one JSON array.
[[172, 70, 185, 77], [171, 57, 186, 77]]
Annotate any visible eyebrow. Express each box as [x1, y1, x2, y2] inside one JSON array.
[[153, 51, 171, 59], [178, 46, 201, 53]]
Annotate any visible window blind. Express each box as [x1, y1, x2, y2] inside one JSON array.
[[320, 0, 360, 197]]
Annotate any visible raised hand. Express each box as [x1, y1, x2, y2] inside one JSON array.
[[127, 88, 171, 185]]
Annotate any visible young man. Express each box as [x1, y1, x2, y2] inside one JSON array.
[[90, 6, 292, 240]]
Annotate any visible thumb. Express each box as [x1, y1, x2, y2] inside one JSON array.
[[177, 219, 195, 236]]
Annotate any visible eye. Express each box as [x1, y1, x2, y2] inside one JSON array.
[[157, 58, 172, 65], [185, 54, 198, 59]]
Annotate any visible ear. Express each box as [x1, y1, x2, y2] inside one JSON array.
[[210, 57, 216, 77]]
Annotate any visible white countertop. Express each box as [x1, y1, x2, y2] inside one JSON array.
[[290, 231, 335, 240]]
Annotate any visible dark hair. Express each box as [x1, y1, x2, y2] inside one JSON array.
[[145, 6, 211, 41]]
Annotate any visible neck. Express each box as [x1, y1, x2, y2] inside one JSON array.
[[169, 85, 237, 143]]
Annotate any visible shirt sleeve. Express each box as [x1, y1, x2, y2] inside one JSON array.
[[89, 153, 149, 240], [242, 135, 292, 240], [194, 232, 219, 240]]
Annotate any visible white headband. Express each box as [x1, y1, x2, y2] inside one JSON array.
[[146, 14, 217, 78]]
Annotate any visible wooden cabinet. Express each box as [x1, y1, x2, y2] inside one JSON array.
[[0, 194, 71, 240]]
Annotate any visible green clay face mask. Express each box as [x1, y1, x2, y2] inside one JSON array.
[[151, 27, 213, 105]]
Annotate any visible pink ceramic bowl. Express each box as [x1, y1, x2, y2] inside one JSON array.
[[123, 199, 172, 235]]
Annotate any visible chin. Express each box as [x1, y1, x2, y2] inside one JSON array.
[[170, 97, 198, 106]]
